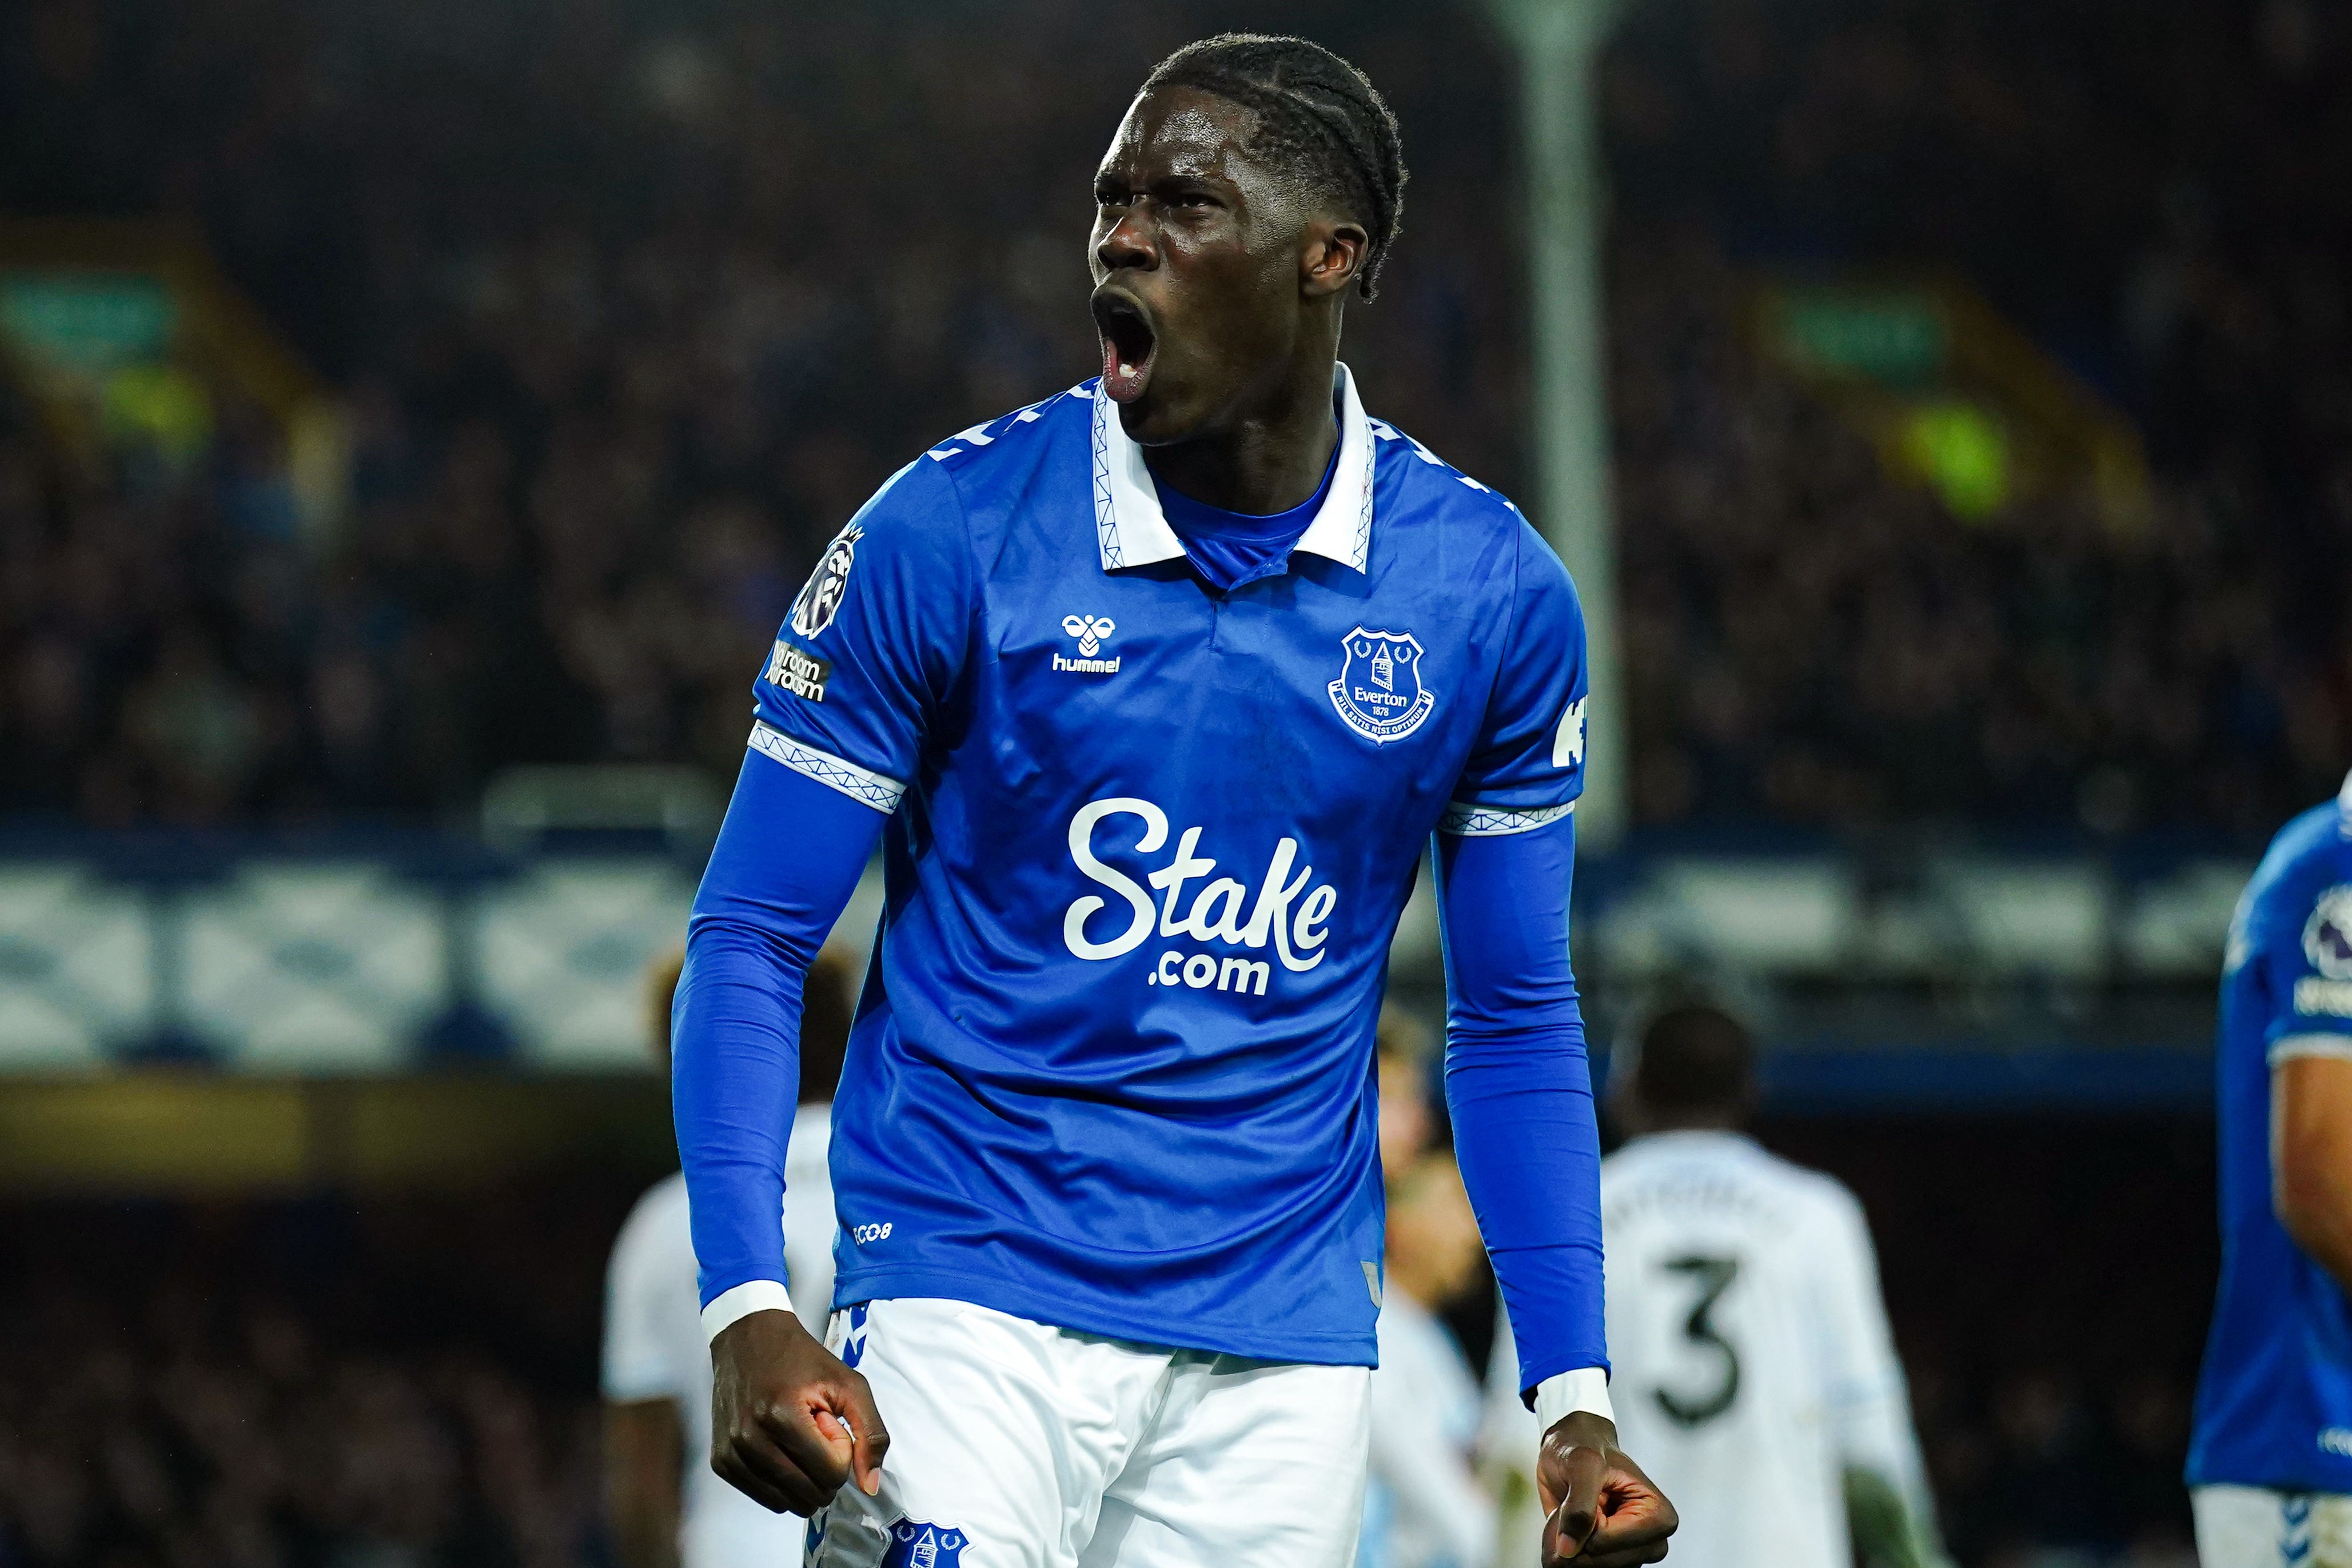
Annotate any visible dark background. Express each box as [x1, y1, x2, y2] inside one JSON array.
[[5, 0, 2342, 1562]]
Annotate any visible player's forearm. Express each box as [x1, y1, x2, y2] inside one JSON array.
[[1433, 817, 1609, 1395], [675, 919, 810, 1313], [674, 751, 881, 1327]]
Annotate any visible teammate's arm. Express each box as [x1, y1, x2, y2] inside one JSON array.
[[2273, 1054, 2352, 1294], [2261, 872, 2352, 1298]]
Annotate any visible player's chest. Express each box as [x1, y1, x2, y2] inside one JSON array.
[[974, 558, 1489, 800]]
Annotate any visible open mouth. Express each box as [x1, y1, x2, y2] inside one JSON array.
[[1091, 289, 1158, 405]]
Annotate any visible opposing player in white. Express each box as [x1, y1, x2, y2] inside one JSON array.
[[603, 952, 849, 1568], [1598, 1006, 1943, 1568]]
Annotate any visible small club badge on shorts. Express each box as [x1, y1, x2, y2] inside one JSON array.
[[881, 1519, 967, 1568], [1328, 627, 1436, 744]]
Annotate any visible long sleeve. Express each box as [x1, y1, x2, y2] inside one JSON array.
[[1433, 813, 1608, 1401], [673, 749, 883, 1331], [678, 450, 971, 1338]]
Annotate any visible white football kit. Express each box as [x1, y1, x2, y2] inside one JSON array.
[[1600, 1131, 1936, 1568], [604, 1105, 836, 1568], [1362, 1292, 1496, 1568], [2194, 1486, 2352, 1567], [806, 1297, 1370, 1568]]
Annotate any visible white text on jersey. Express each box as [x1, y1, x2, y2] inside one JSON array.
[[1062, 797, 1334, 982]]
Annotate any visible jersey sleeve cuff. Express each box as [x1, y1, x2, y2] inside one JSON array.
[[1533, 1367, 1614, 1430], [1437, 799, 1575, 837], [701, 1279, 796, 1343], [2270, 1031, 2352, 1066], [747, 720, 906, 813]]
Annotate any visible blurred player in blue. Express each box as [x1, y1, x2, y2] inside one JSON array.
[[671, 32, 1676, 1568], [2190, 772, 2352, 1565]]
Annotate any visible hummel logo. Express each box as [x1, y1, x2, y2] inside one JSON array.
[[1055, 615, 1121, 675], [1062, 615, 1116, 656]]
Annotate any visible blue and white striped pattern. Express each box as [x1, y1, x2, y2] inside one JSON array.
[[1436, 799, 1574, 837], [748, 721, 906, 813]]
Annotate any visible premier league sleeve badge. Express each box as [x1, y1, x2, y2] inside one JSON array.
[[790, 522, 865, 640], [1328, 627, 1436, 744]]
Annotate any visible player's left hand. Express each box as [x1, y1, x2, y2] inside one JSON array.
[[1537, 1411, 1677, 1566]]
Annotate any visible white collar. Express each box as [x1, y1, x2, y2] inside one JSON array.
[[1087, 362, 1377, 575]]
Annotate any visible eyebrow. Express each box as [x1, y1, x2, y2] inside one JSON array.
[[1095, 169, 1233, 197]]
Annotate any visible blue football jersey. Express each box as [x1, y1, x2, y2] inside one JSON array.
[[2188, 773, 2352, 1490], [746, 367, 1588, 1364]]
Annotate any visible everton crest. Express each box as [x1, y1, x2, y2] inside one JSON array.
[[880, 1519, 967, 1568], [790, 522, 864, 639], [1328, 627, 1436, 744]]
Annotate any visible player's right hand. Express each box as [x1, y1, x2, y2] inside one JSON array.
[[709, 1308, 890, 1515]]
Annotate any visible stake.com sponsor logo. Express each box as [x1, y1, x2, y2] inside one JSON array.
[[1061, 797, 1336, 998]]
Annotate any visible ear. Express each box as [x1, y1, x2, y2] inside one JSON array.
[[1301, 218, 1368, 301]]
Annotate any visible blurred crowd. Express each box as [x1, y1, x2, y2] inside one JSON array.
[[1362, 1018, 2208, 1568], [1601, 0, 2352, 832], [1780, 1114, 2215, 1568], [0, 1092, 2210, 1568], [0, 1192, 627, 1568], [1, 0, 2347, 832], [0, 0, 1521, 825]]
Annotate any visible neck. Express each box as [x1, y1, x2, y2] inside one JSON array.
[[1144, 339, 1341, 515]]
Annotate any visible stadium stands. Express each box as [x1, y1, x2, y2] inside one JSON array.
[[0, 1119, 2210, 1568], [2, 1, 2342, 1564], [0, 0, 2343, 833], [0, 1190, 630, 1568]]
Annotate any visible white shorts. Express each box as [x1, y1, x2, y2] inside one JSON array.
[[2195, 1485, 2352, 1567], [805, 1297, 1372, 1568]]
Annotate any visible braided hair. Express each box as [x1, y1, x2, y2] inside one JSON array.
[[1139, 33, 1409, 301]]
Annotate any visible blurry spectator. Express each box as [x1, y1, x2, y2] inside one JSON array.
[[0, 0, 2342, 832], [0, 1210, 610, 1568], [1363, 1153, 1500, 1568], [1376, 1004, 1436, 1183], [602, 947, 851, 1568], [2103, 1375, 2198, 1565], [1361, 1010, 1500, 1568]]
